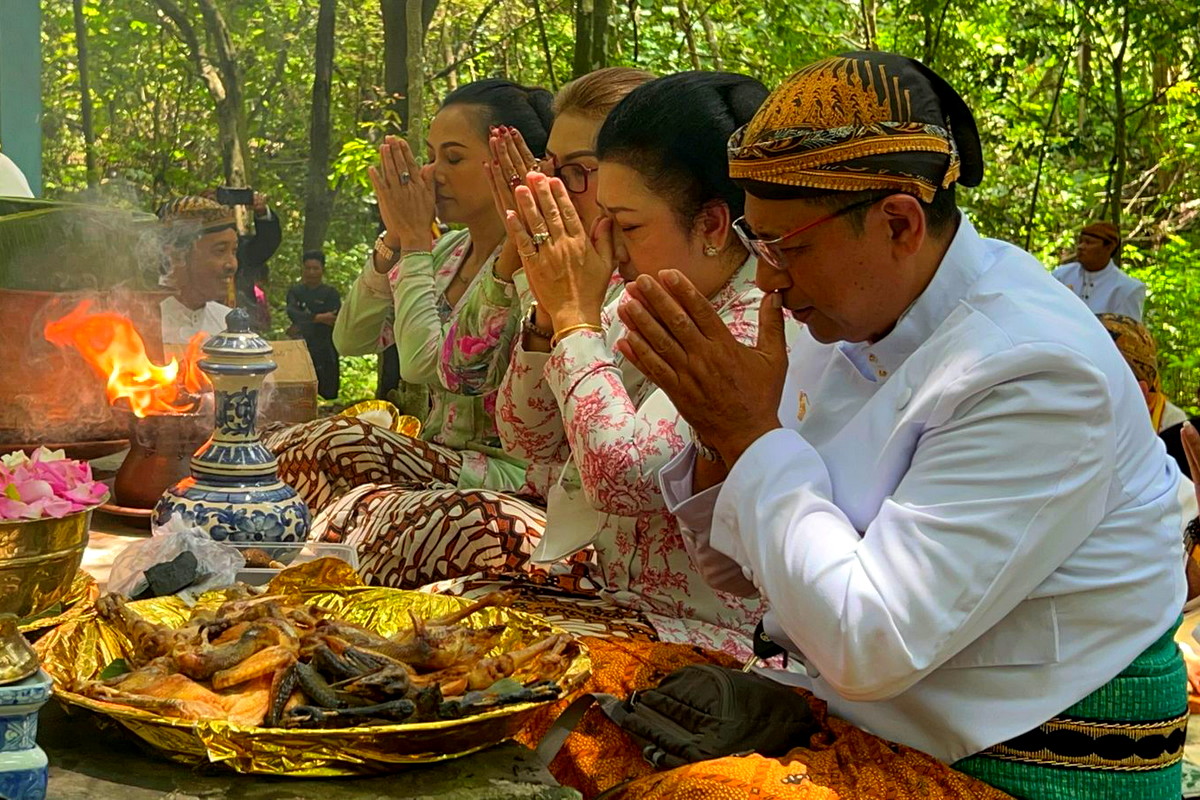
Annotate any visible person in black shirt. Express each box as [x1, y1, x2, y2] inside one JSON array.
[[286, 250, 341, 400]]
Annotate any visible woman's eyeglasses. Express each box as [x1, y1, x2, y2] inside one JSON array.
[[732, 197, 881, 270], [541, 157, 598, 194]]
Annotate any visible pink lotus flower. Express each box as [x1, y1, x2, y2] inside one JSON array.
[[0, 447, 109, 521]]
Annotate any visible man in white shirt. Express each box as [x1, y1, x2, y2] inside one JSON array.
[[615, 51, 1186, 799], [0, 151, 34, 198], [1052, 221, 1146, 320], [157, 196, 238, 344]]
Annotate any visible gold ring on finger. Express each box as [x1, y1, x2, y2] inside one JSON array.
[[531, 231, 551, 246], [509, 174, 522, 189]]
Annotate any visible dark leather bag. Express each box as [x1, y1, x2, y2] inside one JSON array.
[[618, 663, 818, 769], [538, 662, 818, 775]]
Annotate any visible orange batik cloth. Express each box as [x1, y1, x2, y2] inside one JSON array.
[[517, 638, 1014, 800]]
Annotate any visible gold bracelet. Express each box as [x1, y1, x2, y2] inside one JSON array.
[[550, 322, 603, 348]]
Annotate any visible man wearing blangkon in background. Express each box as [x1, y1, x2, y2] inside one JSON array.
[[157, 196, 237, 344]]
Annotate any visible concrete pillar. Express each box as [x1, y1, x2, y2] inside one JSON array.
[[0, 0, 43, 196]]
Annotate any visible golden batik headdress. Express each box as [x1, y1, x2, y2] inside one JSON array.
[[729, 52, 984, 202], [157, 196, 237, 236]]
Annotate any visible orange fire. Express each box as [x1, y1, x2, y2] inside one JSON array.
[[44, 300, 210, 417]]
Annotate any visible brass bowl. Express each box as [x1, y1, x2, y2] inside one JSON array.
[[0, 511, 90, 618]]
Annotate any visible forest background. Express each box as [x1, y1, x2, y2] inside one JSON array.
[[34, 0, 1200, 409]]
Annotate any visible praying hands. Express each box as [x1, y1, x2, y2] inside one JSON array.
[[368, 135, 436, 267], [503, 171, 616, 336], [615, 271, 788, 466]]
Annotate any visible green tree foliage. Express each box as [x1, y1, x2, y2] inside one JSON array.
[[37, 0, 1200, 410]]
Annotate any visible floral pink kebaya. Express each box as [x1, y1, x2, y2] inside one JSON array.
[[0, 448, 109, 521]]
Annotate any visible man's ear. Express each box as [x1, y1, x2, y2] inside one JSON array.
[[878, 193, 925, 257]]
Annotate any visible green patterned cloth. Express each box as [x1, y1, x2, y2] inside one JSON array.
[[956, 621, 1187, 800]]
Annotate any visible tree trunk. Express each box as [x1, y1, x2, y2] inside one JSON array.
[[381, 0, 438, 135], [678, 0, 702, 70], [923, 0, 953, 67], [195, 0, 251, 188], [72, 0, 98, 187], [1108, 7, 1130, 243], [1151, 52, 1173, 198], [532, 0, 558, 90], [628, 0, 640, 64], [152, 0, 249, 209], [302, 0, 337, 253], [405, 0, 427, 152], [701, 13, 723, 70], [441, 16, 457, 92], [572, 0, 594, 78], [591, 0, 610, 71], [573, 0, 610, 78], [1077, 33, 1090, 131], [860, 0, 878, 50], [1023, 59, 1070, 252]]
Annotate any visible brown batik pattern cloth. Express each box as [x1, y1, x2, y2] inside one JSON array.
[[265, 417, 550, 589], [310, 482, 551, 588], [265, 417, 459, 510]]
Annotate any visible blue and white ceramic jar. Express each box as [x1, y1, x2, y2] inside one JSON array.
[[154, 309, 310, 546], [0, 669, 51, 800]]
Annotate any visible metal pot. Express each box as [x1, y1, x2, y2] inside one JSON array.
[[0, 511, 90, 619]]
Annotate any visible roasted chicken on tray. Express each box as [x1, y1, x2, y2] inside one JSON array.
[[79, 589, 575, 729]]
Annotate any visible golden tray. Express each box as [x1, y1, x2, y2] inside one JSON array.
[[35, 560, 590, 776]]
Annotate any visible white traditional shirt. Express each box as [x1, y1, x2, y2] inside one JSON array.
[[1052, 259, 1146, 321], [160, 296, 232, 344], [661, 216, 1184, 763]]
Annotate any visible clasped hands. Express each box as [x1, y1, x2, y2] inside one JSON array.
[[503, 166, 788, 466], [616, 274, 789, 466], [368, 135, 436, 259], [502, 170, 615, 333]]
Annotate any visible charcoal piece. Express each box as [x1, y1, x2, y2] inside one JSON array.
[[143, 551, 199, 598]]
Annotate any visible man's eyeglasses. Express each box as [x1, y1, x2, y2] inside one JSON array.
[[732, 197, 881, 270], [541, 157, 598, 194]]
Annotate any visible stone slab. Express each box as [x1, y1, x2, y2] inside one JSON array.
[[39, 701, 578, 800]]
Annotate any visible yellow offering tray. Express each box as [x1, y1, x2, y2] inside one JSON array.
[[340, 400, 421, 437], [36, 560, 590, 776]]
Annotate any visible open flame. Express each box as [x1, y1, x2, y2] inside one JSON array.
[[44, 300, 210, 417]]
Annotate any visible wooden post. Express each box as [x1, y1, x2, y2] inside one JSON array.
[[0, 0, 43, 196]]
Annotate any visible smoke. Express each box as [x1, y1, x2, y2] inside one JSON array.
[[0, 200, 160, 292], [0, 200, 167, 445]]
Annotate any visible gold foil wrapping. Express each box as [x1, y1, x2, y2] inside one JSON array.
[[19, 570, 98, 635], [340, 400, 421, 438], [36, 560, 591, 776]]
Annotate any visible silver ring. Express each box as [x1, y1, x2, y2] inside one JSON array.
[[531, 232, 551, 246], [400, 172, 411, 185]]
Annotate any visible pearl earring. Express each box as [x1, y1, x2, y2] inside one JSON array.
[[704, 244, 719, 256]]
